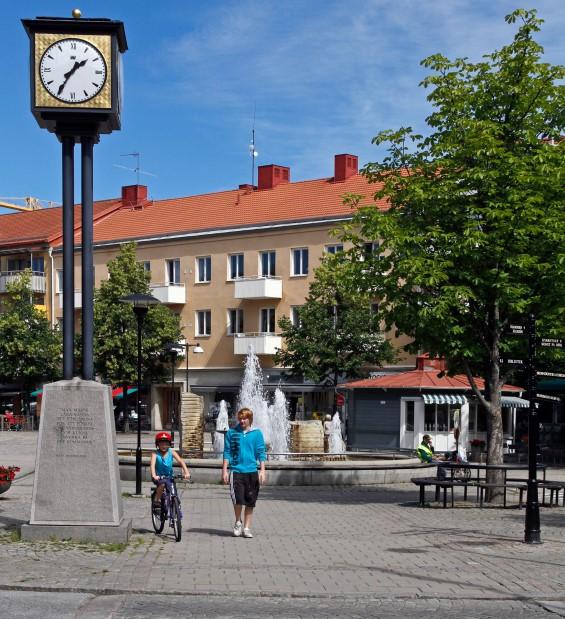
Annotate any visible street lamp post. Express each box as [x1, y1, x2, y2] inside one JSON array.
[[120, 293, 161, 495], [164, 343, 182, 447], [179, 340, 204, 393]]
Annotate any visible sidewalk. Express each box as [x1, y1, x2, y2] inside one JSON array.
[[1, 433, 564, 611]]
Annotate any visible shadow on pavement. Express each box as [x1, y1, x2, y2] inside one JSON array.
[[188, 527, 233, 537]]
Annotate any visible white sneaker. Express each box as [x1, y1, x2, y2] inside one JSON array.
[[243, 528, 253, 538], [233, 521, 243, 537]]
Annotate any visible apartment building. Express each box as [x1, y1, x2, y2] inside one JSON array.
[[0, 153, 413, 427]]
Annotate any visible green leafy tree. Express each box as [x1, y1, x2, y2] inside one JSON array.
[[274, 255, 394, 405], [340, 9, 565, 483], [94, 242, 183, 395], [0, 271, 61, 411]]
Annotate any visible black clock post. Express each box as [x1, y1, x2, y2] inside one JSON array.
[[21, 12, 131, 544]]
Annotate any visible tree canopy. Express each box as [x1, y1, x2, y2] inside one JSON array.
[[93, 242, 183, 385], [0, 271, 61, 390], [274, 254, 394, 389], [339, 9, 565, 465]]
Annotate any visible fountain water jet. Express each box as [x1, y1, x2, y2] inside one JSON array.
[[269, 388, 290, 459], [328, 411, 345, 454], [212, 400, 229, 457], [238, 349, 272, 446]]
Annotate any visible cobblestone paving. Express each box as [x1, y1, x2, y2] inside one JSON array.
[[1, 473, 565, 606]]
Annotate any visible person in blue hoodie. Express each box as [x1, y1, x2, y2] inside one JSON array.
[[222, 407, 266, 538]]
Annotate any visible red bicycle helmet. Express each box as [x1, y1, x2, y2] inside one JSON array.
[[155, 431, 172, 445]]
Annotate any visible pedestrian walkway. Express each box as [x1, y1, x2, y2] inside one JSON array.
[[1, 433, 565, 617]]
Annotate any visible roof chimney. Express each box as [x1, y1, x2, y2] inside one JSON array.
[[121, 185, 148, 209], [257, 164, 290, 190], [334, 154, 358, 182]]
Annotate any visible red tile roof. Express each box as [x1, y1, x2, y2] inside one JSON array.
[[341, 370, 521, 392], [85, 174, 385, 245], [0, 200, 121, 249], [0, 169, 385, 249]]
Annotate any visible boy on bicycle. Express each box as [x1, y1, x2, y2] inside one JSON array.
[[150, 431, 190, 508]]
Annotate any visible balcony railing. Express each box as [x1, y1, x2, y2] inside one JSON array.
[[0, 271, 46, 294], [57, 291, 82, 309], [234, 332, 282, 355], [149, 282, 186, 304], [234, 276, 282, 300]]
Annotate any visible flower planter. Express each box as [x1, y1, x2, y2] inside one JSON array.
[[0, 480, 12, 495]]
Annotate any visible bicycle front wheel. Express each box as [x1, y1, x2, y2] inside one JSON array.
[[171, 496, 182, 542]]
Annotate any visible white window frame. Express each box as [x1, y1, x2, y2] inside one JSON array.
[[259, 250, 276, 277], [227, 308, 244, 335], [290, 306, 302, 327], [228, 253, 245, 280], [260, 307, 276, 334], [196, 256, 212, 283], [195, 310, 211, 337], [56, 269, 64, 293], [166, 259, 181, 285], [325, 244, 344, 255], [291, 247, 309, 276]]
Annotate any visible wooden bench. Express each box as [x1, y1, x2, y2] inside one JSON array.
[[539, 481, 565, 507], [411, 477, 473, 508], [477, 482, 527, 508]]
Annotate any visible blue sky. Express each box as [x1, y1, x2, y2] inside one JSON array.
[[1, 1, 564, 214]]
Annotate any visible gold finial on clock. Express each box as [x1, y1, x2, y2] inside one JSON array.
[[72, 8, 82, 19]]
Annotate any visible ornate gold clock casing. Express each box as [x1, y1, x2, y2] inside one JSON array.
[[34, 33, 112, 109], [22, 16, 127, 136]]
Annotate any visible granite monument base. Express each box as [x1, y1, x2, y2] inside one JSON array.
[[25, 378, 129, 543], [21, 520, 132, 543]]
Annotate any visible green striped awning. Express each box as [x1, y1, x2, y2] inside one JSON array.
[[422, 394, 468, 405]]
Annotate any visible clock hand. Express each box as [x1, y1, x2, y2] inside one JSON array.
[[57, 59, 89, 96]]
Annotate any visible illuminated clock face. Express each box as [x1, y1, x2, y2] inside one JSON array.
[[39, 38, 107, 104]]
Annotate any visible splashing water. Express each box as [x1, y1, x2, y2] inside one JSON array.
[[212, 400, 229, 457], [328, 411, 345, 454], [269, 388, 290, 459], [238, 348, 272, 445]]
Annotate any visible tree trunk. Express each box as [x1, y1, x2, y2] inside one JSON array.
[[485, 305, 504, 502]]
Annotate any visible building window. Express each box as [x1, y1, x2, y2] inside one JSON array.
[[424, 403, 452, 433], [166, 259, 181, 285], [7, 257, 44, 273], [56, 269, 64, 293], [325, 244, 344, 255], [290, 306, 302, 327], [227, 309, 244, 335], [260, 308, 276, 334], [260, 251, 276, 277], [405, 401, 415, 432], [363, 242, 379, 258], [196, 256, 212, 283], [196, 310, 211, 336], [229, 254, 244, 280], [141, 261, 151, 272], [32, 257, 45, 273], [292, 248, 308, 276]]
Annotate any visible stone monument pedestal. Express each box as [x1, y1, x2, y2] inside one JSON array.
[[21, 378, 131, 543]]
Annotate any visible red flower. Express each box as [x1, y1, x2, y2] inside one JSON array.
[[0, 466, 20, 482]]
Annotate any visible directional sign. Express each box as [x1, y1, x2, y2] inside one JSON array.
[[537, 371, 565, 379], [538, 338, 563, 349], [499, 357, 525, 366], [507, 324, 526, 336], [536, 394, 561, 402]]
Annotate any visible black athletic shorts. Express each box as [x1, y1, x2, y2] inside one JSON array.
[[230, 471, 260, 507]]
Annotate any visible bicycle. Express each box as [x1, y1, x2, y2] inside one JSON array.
[[150, 474, 188, 542]]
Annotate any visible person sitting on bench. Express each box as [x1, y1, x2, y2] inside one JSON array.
[[417, 435, 448, 478]]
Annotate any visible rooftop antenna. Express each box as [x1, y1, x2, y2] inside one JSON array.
[[249, 105, 258, 186], [114, 152, 157, 184]]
